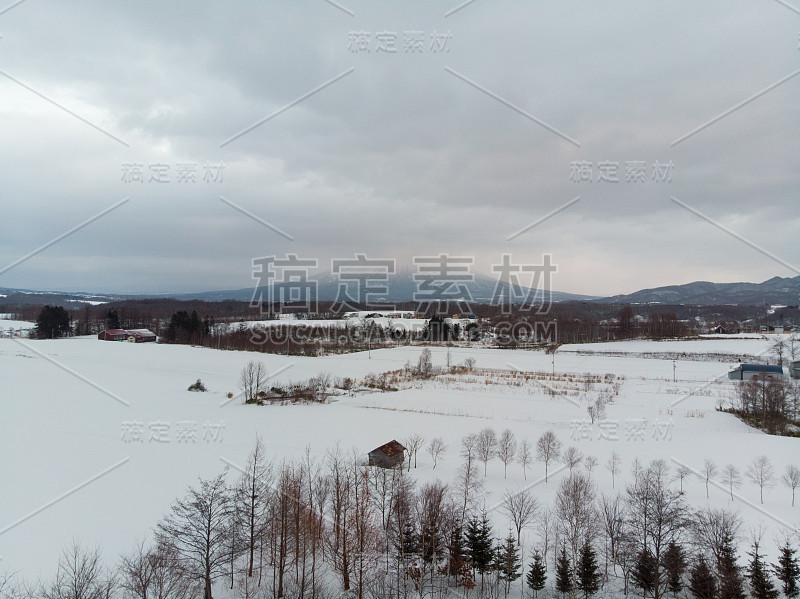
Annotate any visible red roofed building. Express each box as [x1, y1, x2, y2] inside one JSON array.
[[98, 329, 129, 341], [98, 329, 157, 343]]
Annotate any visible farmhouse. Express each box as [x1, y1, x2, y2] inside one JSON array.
[[368, 440, 406, 469], [727, 363, 784, 381], [97, 329, 129, 341], [98, 328, 157, 343]]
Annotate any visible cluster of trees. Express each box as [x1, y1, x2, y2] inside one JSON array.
[[730, 375, 800, 435], [3, 433, 800, 599], [164, 310, 212, 344], [32, 305, 71, 339], [238, 361, 332, 405]]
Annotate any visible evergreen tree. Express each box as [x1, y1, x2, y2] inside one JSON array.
[[773, 541, 800, 598], [465, 512, 494, 584], [631, 549, 658, 597], [747, 541, 779, 599], [420, 519, 444, 565], [718, 535, 746, 599], [688, 556, 717, 599], [662, 541, 687, 597], [576, 541, 601, 598], [106, 308, 120, 329], [446, 524, 467, 577], [555, 544, 573, 597], [498, 533, 522, 594], [526, 550, 547, 598], [397, 519, 419, 560], [35, 305, 71, 339]]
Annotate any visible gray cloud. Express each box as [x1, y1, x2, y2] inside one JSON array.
[[0, 0, 797, 296]]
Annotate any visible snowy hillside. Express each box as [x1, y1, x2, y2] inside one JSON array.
[[1, 335, 797, 595]]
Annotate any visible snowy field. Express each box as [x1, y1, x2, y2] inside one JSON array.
[[1, 335, 798, 585]]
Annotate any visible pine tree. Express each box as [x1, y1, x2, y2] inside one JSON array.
[[718, 535, 746, 599], [662, 541, 687, 597], [555, 544, 573, 597], [576, 541, 601, 598], [498, 533, 522, 596], [773, 541, 800, 598], [526, 550, 547, 598], [631, 549, 658, 597], [747, 541, 779, 599], [446, 524, 467, 577], [465, 511, 494, 591], [688, 556, 717, 599], [397, 519, 419, 560]]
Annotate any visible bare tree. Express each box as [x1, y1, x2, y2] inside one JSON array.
[[624, 460, 688, 599], [699, 459, 717, 499], [417, 347, 434, 378], [599, 493, 626, 577], [455, 459, 483, 524], [606, 450, 622, 489], [536, 507, 556, 568], [476, 427, 498, 477], [500, 488, 540, 544], [562, 446, 583, 475], [690, 507, 741, 566], [41, 541, 116, 599], [405, 433, 425, 470], [497, 429, 517, 479], [156, 470, 234, 599], [746, 455, 775, 504], [584, 455, 599, 476], [536, 431, 562, 483], [720, 464, 741, 501], [555, 472, 598, 568], [119, 540, 189, 599], [234, 436, 273, 579], [673, 464, 692, 494], [771, 337, 787, 367], [517, 439, 533, 480], [119, 539, 155, 599], [239, 361, 268, 404], [428, 437, 447, 470], [782, 464, 800, 506]]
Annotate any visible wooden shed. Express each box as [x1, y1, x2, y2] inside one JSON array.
[[368, 440, 406, 469]]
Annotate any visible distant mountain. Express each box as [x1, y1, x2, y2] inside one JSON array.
[[0, 287, 126, 306], [163, 272, 599, 304], [596, 276, 800, 306], [5, 274, 797, 308]]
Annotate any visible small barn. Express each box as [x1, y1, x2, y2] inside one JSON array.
[[126, 329, 157, 343], [98, 329, 129, 341], [728, 363, 784, 381], [368, 440, 406, 469]]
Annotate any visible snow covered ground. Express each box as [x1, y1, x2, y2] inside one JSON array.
[[0, 335, 797, 585]]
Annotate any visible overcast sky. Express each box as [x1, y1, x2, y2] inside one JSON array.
[[0, 0, 798, 296]]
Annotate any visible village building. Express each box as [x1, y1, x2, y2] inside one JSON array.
[[727, 363, 784, 381], [98, 328, 157, 343]]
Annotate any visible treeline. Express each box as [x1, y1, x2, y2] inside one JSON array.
[[725, 375, 800, 435], [4, 431, 799, 599], [11, 298, 762, 345]]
